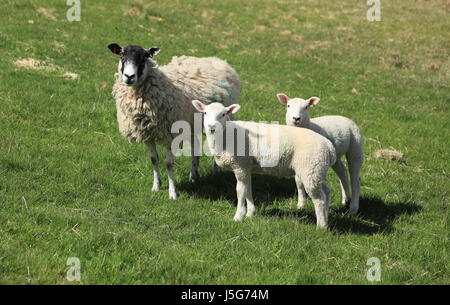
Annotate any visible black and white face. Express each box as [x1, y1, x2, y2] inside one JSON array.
[[108, 43, 160, 86]]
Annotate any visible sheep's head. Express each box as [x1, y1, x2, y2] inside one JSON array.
[[108, 43, 160, 86], [277, 93, 319, 127], [192, 100, 240, 134]]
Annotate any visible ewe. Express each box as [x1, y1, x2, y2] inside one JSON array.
[[108, 43, 240, 199], [277, 94, 364, 213], [192, 100, 336, 228]]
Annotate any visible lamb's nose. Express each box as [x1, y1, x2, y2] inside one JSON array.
[[124, 73, 135, 80], [293, 117, 301, 122]]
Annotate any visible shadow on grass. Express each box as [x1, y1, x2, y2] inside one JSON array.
[[179, 171, 422, 235], [178, 170, 296, 204], [261, 196, 422, 235]]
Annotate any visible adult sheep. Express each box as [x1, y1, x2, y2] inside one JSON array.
[[108, 43, 241, 199]]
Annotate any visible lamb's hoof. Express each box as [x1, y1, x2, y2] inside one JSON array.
[[233, 215, 244, 222], [246, 207, 256, 218], [233, 211, 245, 222], [297, 201, 307, 209]]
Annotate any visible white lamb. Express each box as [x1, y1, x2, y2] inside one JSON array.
[[191, 100, 337, 228], [277, 93, 364, 213], [108, 43, 240, 199]]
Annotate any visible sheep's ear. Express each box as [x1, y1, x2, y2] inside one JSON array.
[[192, 100, 206, 112], [277, 93, 289, 105], [226, 104, 240, 115], [307, 97, 320, 106], [108, 43, 122, 55], [147, 47, 160, 58]]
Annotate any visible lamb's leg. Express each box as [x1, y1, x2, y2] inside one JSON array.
[[295, 175, 308, 209], [233, 170, 251, 222], [304, 181, 329, 229], [245, 176, 256, 218], [189, 134, 200, 183], [347, 153, 363, 214], [147, 141, 161, 192], [165, 149, 177, 200], [332, 159, 351, 205]]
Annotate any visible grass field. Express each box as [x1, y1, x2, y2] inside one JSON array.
[[0, 0, 448, 284]]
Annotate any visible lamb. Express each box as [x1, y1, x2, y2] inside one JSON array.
[[191, 100, 337, 228], [277, 93, 364, 214], [107, 43, 240, 200]]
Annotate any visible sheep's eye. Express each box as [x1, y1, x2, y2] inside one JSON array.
[[222, 113, 225, 117], [204, 112, 207, 115], [287, 105, 290, 108], [305, 106, 308, 109]]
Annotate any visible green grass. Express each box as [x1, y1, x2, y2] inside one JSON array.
[[0, 0, 448, 284]]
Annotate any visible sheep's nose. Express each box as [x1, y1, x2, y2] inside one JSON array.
[[207, 124, 216, 133], [124, 73, 135, 80], [293, 117, 301, 122]]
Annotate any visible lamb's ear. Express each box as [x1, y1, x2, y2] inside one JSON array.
[[147, 47, 160, 58], [226, 104, 240, 115], [192, 100, 206, 112], [108, 43, 122, 55], [277, 93, 290, 105], [307, 97, 320, 106]]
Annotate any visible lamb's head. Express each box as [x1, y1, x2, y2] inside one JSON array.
[[277, 93, 319, 127], [192, 100, 240, 135], [108, 43, 160, 86]]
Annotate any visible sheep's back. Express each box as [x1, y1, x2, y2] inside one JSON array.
[[161, 56, 240, 107]]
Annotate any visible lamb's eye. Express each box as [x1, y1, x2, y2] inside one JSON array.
[[305, 106, 308, 109], [222, 113, 225, 117], [204, 112, 207, 115], [287, 105, 290, 108]]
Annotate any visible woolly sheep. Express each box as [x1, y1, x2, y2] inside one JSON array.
[[277, 93, 364, 213], [191, 100, 337, 228], [108, 43, 240, 200]]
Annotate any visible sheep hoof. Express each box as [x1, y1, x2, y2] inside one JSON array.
[[348, 207, 358, 214], [246, 208, 256, 217], [169, 191, 177, 200], [297, 201, 307, 209], [233, 212, 245, 222], [341, 197, 350, 205], [152, 184, 161, 192], [189, 172, 199, 183]]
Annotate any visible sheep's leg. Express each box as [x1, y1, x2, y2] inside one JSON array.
[[189, 134, 200, 183], [347, 154, 363, 214], [245, 176, 256, 218], [233, 171, 251, 222], [147, 141, 161, 192], [295, 175, 308, 209], [332, 159, 351, 205], [212, 161, 221, 175], [165, 149, 177, 200], [304, 182, 329, 229]]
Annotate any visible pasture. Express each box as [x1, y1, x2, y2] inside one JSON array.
[[0, 0, 448, 284]]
